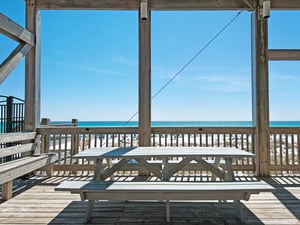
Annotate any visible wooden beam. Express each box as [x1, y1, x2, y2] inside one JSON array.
[[138, 0, 151, 146], [25, 0, 41, 131], [36, 0, 139, 10], [251, 9, 270, 177], [0, 43, 32, 84], [270, 0, 300, 10], [150, 0, 248, 10], [0, 13, 34, 46], [268, 49, 300, 61], [35, 0, 300, 10], [242, 0, 255, 10]]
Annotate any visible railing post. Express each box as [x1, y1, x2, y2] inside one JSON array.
[[71, 119, 79, 155], [40, 118, 50, 154]]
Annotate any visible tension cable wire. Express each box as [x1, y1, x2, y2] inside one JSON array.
[[126, 11, 243, 123]]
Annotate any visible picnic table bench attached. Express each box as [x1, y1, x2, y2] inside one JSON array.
[[0, 132, 56, 200], [55, 180, 275, 223]]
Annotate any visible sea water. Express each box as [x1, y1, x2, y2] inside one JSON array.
[[68, 121, 300, 127]]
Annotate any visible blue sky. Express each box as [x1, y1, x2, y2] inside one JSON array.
[[1, 1, 300, 121]]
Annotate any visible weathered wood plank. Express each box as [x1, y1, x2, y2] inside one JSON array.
[[138, 1, 151, 146], [0, 43, 32, 85], [268, 49, 300, 61], [0, 143, 36, 158], [0, 154, 56, 185], [0, 177, 299, 225], [25, 2, 40, 131], [35, 0, 300, 10], [36, 0, 139, 9], [0, 132, 36, 143], [0, 13, 34, 45], [251, 9, 270, 177]]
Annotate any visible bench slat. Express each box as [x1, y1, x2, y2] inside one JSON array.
[[0, 143, 36, 158], [56, 180, 274, 193], [0, 154, 56, 185], [0, 132, 36, 143]]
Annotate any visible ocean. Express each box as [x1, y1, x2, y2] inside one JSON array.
[[56, 121, 300, 127]]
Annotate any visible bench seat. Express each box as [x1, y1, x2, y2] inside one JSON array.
[[55, 180, 275, 223], [0, 154, 56, 184], [0, 132, 56, 200]]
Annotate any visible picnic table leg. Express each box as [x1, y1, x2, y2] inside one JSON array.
[[94, 158, 103, 181], [162, 157, 169, 181], [211, 156, 220, 181], [84, 200, 95, 223], [233, 200, 244, 222], [165, 200, 171, 222], [225, 158, 234, 181]]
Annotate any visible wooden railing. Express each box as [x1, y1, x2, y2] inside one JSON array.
[[36, 125, 300, 175], [269, 127, 300, 174]]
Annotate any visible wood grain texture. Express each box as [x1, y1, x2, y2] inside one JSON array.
[[0, 176, 299, 225]]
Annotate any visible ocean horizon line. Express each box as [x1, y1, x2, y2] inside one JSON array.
[[50, 120, 300, 127]]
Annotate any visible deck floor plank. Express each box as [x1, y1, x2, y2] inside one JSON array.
[[0, 176, 299, 225]]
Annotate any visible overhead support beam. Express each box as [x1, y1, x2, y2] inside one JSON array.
[[36, 0, 139, 10], [35, 0, 300, 10], [150, 0, 249, 10], [268, 0, 300, 10], [0, 43, 32, 84], [268, 49, 300, 61], [0, 13, 34, 46]]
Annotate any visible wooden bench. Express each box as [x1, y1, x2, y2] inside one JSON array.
[[0, 132, 56, 200], [55, 180, 275, 223]]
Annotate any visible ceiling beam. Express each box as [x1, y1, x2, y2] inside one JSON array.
[[35, 0, 300, 10], [36, 0, 139, 10], [270, 0, 300, 10], [268, 49, 300, 61]]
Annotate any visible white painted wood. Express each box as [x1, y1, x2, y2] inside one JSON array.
[[75, 147, 254, 181], [55, 180, 275, 223], [74, 147, 255, 158]]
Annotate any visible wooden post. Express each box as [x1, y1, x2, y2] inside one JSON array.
[[25, 0, 41, 131], [138, 0, 151, 146], [2, 181, 13, 201], [40, 118, 50, 154], [251, 7, 270, 176], [71, 118, 79, 155]]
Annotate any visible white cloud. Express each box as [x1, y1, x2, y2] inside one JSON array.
[[44, 60, 120, 76], [194, 74, 251, 92]]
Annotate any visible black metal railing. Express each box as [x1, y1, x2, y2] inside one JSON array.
[[0, 95, 25, 134]]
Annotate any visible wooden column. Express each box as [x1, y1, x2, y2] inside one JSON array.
[[138, 0, 151, 146], [25, 0, 41, 131], [251, 7, 270, 176]]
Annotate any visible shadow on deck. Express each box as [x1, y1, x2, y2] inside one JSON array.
[[0, 175, 299, 225]]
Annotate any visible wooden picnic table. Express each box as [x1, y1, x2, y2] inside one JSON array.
[[73, 146, 255, 181]]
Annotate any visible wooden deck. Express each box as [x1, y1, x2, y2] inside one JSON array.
[[0, 175, 299, 225]]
